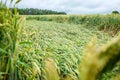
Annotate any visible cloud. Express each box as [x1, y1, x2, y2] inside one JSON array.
[[4, 0, 120, 14]]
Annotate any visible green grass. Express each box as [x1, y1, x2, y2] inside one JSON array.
[[20, 20, 113, 80]]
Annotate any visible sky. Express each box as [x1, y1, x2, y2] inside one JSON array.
[[3, 0, 120, 14]]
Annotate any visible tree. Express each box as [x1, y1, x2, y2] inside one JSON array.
[[112, 10, 119, 14]]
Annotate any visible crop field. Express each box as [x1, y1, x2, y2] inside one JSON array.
[[1, 1, 120, 80], [18, 19, 119, 80]]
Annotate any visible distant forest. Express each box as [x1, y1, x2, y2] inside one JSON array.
[[10, 8, 67, 15]]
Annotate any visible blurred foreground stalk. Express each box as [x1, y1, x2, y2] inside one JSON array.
[[0, 1, 25, 80], [79, 36, 120, 80]]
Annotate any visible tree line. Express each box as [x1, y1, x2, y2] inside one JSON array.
[[10, 8, 67, 15]]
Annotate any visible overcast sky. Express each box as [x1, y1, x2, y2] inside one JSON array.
[[4, 0, 120, 14]]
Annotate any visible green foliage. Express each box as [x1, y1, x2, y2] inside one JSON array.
[[112, 11, 119, 14], [10, 8, 67, 15]]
